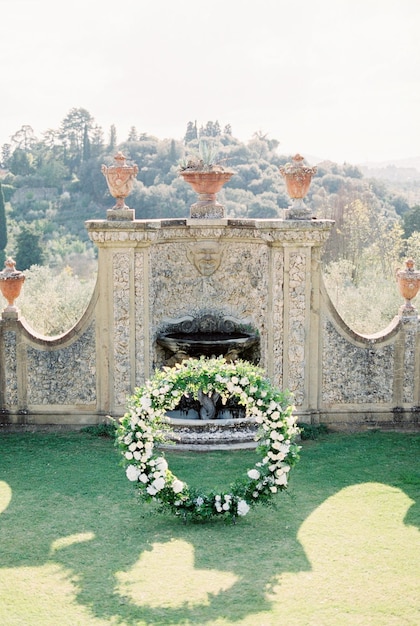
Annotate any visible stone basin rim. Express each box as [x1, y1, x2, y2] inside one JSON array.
[[168, 416, 257, 427]]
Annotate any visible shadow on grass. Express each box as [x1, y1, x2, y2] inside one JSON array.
[[0, 430, 419, 625]]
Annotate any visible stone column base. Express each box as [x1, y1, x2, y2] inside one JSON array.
[[107, 208, 135, 221]]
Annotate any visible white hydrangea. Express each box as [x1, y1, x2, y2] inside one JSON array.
[[237, 500, 250, 516]]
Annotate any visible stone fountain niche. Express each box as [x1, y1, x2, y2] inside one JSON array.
[[156, 312, 260, 366], [156, 313, 260, 445]]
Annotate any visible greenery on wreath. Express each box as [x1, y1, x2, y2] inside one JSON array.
[[115, 357, 301, 522]]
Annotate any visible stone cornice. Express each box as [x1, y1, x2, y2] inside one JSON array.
[[86, 218, 334, 246]]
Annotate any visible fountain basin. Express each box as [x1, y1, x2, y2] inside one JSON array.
[[157, 331, 258, 358], [162, 416, 258, 451]]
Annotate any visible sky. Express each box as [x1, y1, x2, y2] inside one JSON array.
[[0, 0, 419, 165]]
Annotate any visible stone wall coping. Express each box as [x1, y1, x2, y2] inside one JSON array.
[[85, 217, 334, 233]]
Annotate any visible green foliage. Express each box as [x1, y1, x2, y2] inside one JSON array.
[[0, 184, 7, 253], [80, 422, 116, 438], [18, 265, 96, 335], [15, 225, 44, 270], [402, 204, 420, 238], [298, 422, 329, 440]]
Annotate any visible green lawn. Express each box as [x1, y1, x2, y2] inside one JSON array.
[[0, 429, 419, 625]]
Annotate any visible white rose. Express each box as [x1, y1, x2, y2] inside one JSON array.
[[222, 502, 230, 511], [125, 451, 133, 460], [270, 486, 278, 493], [237, 500, 250, 516], [247, 469, 260, 480], [155, 457, 168, 472], [133, 451, 142, 460], [152, 477, 165, 491], [172, 479, 184, 494], [139, 473, 149, 483], [146, 485, 157, 496], [128, 442, 137, 452], [275, 474, 288, 486], [126, 465, 141, 482], [140, 396, 152, 409]]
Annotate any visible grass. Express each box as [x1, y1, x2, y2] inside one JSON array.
[[0, 429, 419, 626]]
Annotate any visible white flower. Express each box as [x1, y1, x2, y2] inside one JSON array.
[[155, 457, 168, 472], [125, 451, 133, 460], [237, 500, 250, 516], [133, 451, 142, 460], [151, 476, 165, 492], [172, 479, 184, 494], [222, 502, 230, 511], [140, 396, 152, 409], [146, 485, 157, 496], [139, 473, 149, 483], [247, 469, 260, 480], [128, 442, 137, 452], [271, 411, 280, 420], [195, 496, 204, 506], [231, 376, 239, 384], [126, 465, 141, 482], [240, 377, 249, 386], [123, 435, 133, 445], [252, 491, 259, 498], [270, 486, 278, 493], [275, 474, 288, 486]]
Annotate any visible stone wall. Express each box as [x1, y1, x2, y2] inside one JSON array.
[[0, 217, 419, 431]]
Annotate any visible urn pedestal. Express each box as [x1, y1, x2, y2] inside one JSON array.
[[280, 154, 317, 220], [0, 258, 25, 319], [179, 170, 233, 218], [101, 152, 138, 221], [396, 258, 420, 316]]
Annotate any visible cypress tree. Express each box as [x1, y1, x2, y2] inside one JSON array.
[[0, 183, 7, 267]]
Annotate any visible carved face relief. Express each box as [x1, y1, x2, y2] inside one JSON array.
[[187, 240, 223, 276]]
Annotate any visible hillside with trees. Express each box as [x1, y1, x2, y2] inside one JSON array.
[[1, 107, 419, 335]]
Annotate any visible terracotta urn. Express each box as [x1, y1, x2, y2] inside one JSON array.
[[396, 258, 420, 312], [0, 258, 25, 312], [279, 154, 317, 219], [179, 170, 233, 219], [101, 151, 138, 210]]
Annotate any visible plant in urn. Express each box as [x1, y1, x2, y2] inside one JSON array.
[[0, 258, 25, 318], [396, 258, 420, 315], [279, 154, 317, 220], [101, 151, 138, 220]]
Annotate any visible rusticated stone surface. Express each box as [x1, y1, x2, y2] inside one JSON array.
[[113, 252, 131, 407], [4, 331, 18, 406], [322, 319, 394, 404], [26, 323, 96, 405]]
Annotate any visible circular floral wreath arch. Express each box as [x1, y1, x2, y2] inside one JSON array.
[[116, 357, 301, 522]]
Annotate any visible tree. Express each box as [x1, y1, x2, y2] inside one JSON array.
[[15, 226, 44, 270], [402, 205, 420, 238], [1, 143, 11, 168], [127, 126, 138, 142], [59, 107, 95, 172], [0, 184, 7, 267], [108, 124, 117, 152], [184, 121, 198, 143], [8, 148, 35, 176], [11, 125, 37, 151]]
